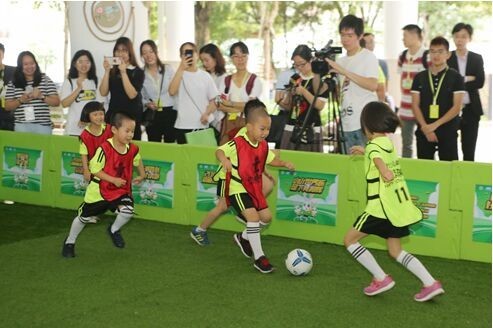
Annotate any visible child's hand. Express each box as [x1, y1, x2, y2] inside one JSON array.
[[350, 146, 365, 155], [284, 161, 295, 171], [112, 177, 126, 187], [221, 159, 232, 172], [381, 169, 394, 182], [132, 176, 144, 185], [83, 169, 91, 182]]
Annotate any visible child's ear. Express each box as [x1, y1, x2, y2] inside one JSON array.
[[111, 126, 117, 134]]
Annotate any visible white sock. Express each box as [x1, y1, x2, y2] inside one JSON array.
[[347, 243, 386, 280], [397, 251, 435, 286], [259, 221, 270, 230], [247, 222, 264, 260], [196, 226, 206, 232], [111, 211, 132, 233], [66, 216, 87, 244]]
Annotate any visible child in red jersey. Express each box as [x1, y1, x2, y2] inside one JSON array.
[[62, 112, 145, 257], [216, 99, 295, 273], [79, 101, 113, 183]]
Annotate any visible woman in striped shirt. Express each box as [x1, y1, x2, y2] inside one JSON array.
[[4, 51, 59, 134]]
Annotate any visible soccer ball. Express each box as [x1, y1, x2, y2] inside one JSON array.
[[285, 249, 313, 276]]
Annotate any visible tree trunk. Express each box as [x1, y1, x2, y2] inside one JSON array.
[[260, 1, 279, 90], [195, 2, 212, 47]]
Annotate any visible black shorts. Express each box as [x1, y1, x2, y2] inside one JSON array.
[[353, 212, 410, 239], [78, 195, 134, 218], [216, 179, 226, 197], [228, 192, 268, 214]]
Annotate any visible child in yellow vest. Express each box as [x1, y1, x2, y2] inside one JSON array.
[[344, 101, 444, 302]]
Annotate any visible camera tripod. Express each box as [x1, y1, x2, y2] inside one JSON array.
[[291, 73, 346, 154]]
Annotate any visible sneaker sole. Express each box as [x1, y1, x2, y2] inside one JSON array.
[[190, 232, 208, 246], [253, 263, 274, 273], [233, 234, 251, 258], [364, 280, 396, 296], [414, 288, 445, 302]]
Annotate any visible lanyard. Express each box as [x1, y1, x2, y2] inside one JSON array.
[[148, 68, 164, 105], [428, 68, 448, 105]]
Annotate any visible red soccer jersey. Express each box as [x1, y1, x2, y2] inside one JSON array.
[[97, 140, 139, 201], [79, 124, 113, 159], [226, 136, 268, 209]]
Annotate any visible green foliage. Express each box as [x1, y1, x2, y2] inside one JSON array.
[[419, 1, 492, 41], [149, 1, 158, 40]]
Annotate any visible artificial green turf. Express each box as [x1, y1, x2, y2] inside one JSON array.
[[0, 203, 491, 328]]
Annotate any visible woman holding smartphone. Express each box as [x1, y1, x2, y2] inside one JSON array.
[[140, 40, 176, 143], [100, 37, 145, 140], [168, 42, 219, 144], [4, 51, 60, 134]]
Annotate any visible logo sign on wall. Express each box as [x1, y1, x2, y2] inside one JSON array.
[[407, 179, 439, 238], [2, 146, 43, 192], [473, 185, 492, 243], [196, 164, 220, 212], [132, 160, 174, 208], [60, 152, 87, 196], [83, 1, 134, 42], [277, 170, 338, 226]]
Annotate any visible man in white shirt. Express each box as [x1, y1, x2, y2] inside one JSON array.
[[326, 14, 378, 153]]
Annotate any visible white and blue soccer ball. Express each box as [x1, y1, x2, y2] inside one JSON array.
[[285, 249, 313, 276]]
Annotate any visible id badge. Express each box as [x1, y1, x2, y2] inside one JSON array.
[[429, 104, 439, 119], [24, 106, 35, 121], [228, 113, 238, 120], [402, 78, 413, 89], [0, 97, 5, 108], [157, 98, 163, 111]]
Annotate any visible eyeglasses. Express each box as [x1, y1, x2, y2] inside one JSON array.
[[231, 54, 248, 60], [429, 49, 448, 55], [293, 61, 308, 69]]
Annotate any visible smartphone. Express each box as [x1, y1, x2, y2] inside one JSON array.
[[184, 49, 193, 58], [25, 86, 33, 94], [106, 56, 121, 66]]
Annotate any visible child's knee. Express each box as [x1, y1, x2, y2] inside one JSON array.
[[388, 248, 400, 259]]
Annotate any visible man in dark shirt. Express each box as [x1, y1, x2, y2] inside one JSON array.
[[411, 36, 465, 161], [0, 43, 16, 131]]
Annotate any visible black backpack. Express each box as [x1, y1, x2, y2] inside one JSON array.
[[399, 49, 429, 69]]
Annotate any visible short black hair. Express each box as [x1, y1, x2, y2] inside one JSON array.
[[229, 41, 249, 57], [244, 99, 268, 124], [339, 15, 364, 37], [80, 101, 104, 123], [402, 24, 423, 39], [430, 36, 450, 51], [0, 43, 4, 53], [360, 101, 400, 134], [291, 44, 312, 62], [452, 23, 473, 37], [112, 112, 135, 128]]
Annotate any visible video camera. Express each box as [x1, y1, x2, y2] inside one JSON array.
[[311, 40, 342, 76]]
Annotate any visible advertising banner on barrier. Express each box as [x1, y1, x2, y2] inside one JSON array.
[[473, 184, 492, 243], [276, 170, 338, 226], [407, 179, 439, 238], [132, 160, 174, 208], [2, 146, 43, 191], [60, 151, 87, 197], [196, 163, 220, 211]]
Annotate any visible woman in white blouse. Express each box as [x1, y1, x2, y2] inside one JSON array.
[[140, 40, 176, 143]]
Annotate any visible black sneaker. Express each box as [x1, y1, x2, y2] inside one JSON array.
[[62, 239, 75, 258], [107, 225, 125, 248], [254, 256, 274, 273], [233, 233, 253, 258]]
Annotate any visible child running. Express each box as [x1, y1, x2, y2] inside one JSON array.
[[216, 100, 295, 273], [79, 101, 113, 223], [344, 101, 444, 301], [190, 99, 275, 246], [62, 112, 145, 257]]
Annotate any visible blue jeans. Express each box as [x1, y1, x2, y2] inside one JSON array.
[[401, 119, 416, 158], [15, 122, 52, 135], [343, 129, 367, 154]]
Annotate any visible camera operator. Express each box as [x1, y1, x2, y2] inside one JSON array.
[[278, 45, 329, 152], [325, 15, 379, 151]]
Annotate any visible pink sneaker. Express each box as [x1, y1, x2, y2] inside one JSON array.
[[363, 275, 395, 296], [414, 281, 444, 302]]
